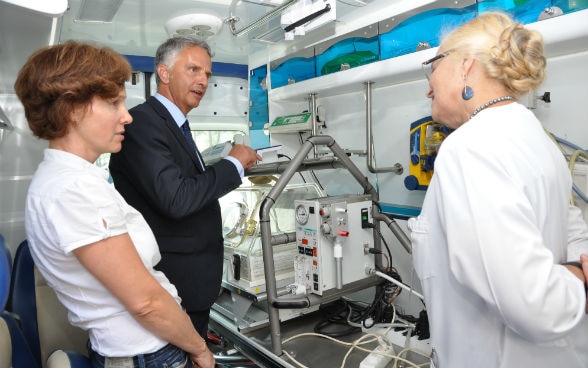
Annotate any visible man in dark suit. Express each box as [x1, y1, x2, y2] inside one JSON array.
[[109, 36, 260, 338]]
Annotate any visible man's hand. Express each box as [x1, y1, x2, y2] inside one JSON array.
[[229, 144, 262, 170]]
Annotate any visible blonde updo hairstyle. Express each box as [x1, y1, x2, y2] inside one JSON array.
[[441, 12, 546, 98]]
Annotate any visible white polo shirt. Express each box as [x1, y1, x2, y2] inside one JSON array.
[[25, 149, 181, 357]]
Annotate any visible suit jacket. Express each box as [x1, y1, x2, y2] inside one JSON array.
[[109, 96, 242, 311]]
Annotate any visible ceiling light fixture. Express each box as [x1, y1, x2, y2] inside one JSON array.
[[165, 13, 223, 40]]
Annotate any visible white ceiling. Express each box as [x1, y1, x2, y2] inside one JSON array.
[[0, 0, 393, 93], [59, 0, 382, 65]]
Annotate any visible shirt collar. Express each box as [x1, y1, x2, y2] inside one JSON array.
[[44, 149, 110, 182], [154, 93, 187, 129]]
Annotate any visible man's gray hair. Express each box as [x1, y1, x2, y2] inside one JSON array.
[[154, 36, 213, 86]]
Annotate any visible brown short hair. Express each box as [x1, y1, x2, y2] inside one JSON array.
[[14, 40, 131, 140]]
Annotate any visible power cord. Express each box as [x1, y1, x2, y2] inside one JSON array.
[[282, 331, 428, 368], [277, 153, 307, 183], [314, 299, 362, 338]]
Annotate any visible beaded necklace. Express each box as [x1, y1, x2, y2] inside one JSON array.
[[470, 96, 515, 119]]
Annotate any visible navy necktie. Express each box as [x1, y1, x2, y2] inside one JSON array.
[[181, 120, 205, 170]]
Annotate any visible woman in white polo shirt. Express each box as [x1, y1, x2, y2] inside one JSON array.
[[14, 40, 214, 368]]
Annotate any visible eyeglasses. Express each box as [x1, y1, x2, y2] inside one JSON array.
[[422, 51, 451, 81]]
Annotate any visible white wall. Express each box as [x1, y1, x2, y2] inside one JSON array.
[[535, 51, 588, 147], [0, 94, 46, 258]]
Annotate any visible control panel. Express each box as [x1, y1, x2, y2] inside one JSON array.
[[294, 195, 375, 295]]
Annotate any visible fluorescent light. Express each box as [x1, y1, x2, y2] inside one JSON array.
[[75, 0, 124, 23]]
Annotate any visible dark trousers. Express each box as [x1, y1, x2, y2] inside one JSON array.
[[188, 309, 210, 340]]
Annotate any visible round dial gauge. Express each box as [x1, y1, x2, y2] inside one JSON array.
[[295, 204, 309, 225]]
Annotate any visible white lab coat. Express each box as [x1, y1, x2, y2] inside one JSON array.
[[408, 102, 588, 368]]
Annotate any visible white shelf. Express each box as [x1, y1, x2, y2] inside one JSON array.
[[268, 8, 588, 102], [527, 8, 588, 58], [268, 48, 436, 101]]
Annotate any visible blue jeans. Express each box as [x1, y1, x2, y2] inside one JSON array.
[[88, 343, 194, 368]]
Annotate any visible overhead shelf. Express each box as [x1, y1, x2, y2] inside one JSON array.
[[268, 8, 588, 102], [527, 8, 588, 57], [268, 47, 436, 101]]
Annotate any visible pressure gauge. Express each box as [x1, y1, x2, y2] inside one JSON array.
[[295, 204, 309, 225]]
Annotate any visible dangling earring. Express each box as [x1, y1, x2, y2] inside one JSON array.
[[462, 75, 474, 100]]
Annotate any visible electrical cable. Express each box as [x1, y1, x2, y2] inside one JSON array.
[[354, 286, 384, 327], [342, 297, 430, 366], [277, 153, 307, 183], [374, 227, 392, 271], [374, 270, 425, 301], [342, 268, 403, 329], [297, 131, 325, 190], [573, 182, 588, 203], [381, 252, 390, 271], [551, 132, 588, 153], [314, 299, 362, 338], [340, 333, 389, 368], [295, 283, 427, 366], [281, 331, 426, 368], [309, 170, 325, 191], [346, 303, 414, 331], [568, 149, 588, 205], [545, 129, 588, 204]]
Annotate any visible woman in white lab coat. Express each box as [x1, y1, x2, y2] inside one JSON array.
[[409, 11, 588, 368]]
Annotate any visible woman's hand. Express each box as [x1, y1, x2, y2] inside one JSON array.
[[190, 345, 215, 368]]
